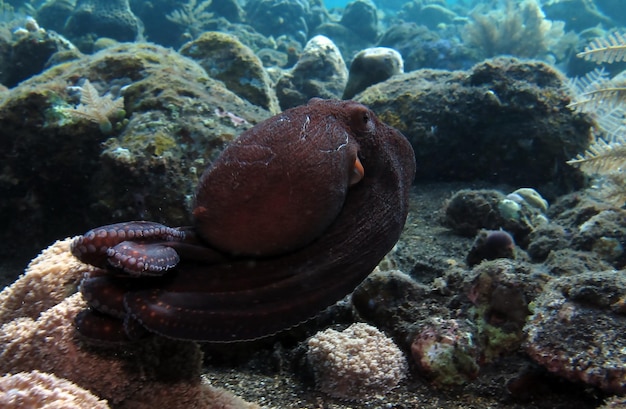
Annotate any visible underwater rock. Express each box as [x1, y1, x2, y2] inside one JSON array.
[[525, 270, 626, 394], [342, 47, 403, 99], [377, 23, 474, 71], [525, 223, 571, 261], [180, 32, 280, 113], [244, 0, 311, 44], [0, 42, 269, 261], [1, 18, 77, 88], [352, 269, 431, 340], [441, 189, 545, 246], [410, 318, 480, 386], [465, 259, 548, 363], [542, 0, 615, 32], [209, 0, 245, 23], [398, 2, 458, 30], [306, 323, 407, 400], [340, 0, 379, 43], [312, 22, 370, 66], [466, 229, 516, 267], [571, 209, 626, 267], [542, 248, 613, 276], [356, 57, 592, 192], [64, 0, 141, 51], [275, 35, 348, 110], [546, 192, 626, 268], [36, 0, 76, 34]]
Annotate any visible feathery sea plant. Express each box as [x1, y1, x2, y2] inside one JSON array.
[[462, 0, 572, 62], [567, 31, 626, 203], [166, 0, 213, 39], [64, 80, 125, 134]]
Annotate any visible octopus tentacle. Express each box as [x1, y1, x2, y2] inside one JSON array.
[[71, 221, 185, 271], [107, 242, 180, 275]]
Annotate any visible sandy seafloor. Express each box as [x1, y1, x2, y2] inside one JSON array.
[[198, 182, 604, 409], [119, 183, 614, 408]]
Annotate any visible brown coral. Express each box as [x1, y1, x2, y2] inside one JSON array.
[[0, 237, 97, 326], [0, 238, 260, 409], [0, 370, 110, 409]]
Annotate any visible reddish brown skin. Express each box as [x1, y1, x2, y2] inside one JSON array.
[[194, 98, 363, 256], [71, 99, 416, 343]]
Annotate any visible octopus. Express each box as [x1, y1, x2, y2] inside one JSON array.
[[71, 98, 416, 343]]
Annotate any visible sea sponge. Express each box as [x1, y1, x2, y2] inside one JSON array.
[[306, 322, 407, 400], [0, 237, 97, 325], [0, 370, 110, 409]]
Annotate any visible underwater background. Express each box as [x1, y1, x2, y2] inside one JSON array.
[[1, 0, 626, 408]]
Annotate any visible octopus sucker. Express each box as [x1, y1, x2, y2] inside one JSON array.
[[71, 99, 416, 342]]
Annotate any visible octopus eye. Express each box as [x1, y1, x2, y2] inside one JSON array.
[[349, 106, 375, 134]]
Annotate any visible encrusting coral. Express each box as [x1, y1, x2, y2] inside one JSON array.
[[0, 370, 110, 409], [0, 239, 260, 409], [306, 322, 407, 400]]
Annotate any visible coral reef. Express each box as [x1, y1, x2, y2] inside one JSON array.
[[306, 322, 407, 400], [0, 370, 109, 409], [543, 0, 616, 32], [356, 57, 592, 192], [275, 35, 348, 110]]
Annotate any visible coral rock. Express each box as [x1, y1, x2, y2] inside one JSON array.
[[0, 237, 96, 326], [0, 370, 110, 409], [525, 270, 626, 394], [410, 318, 480, 386], [306, 322, 407, 400]]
